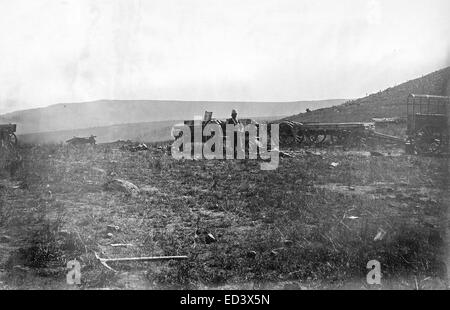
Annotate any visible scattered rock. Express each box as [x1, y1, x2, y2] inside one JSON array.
[[330, 162, 339, 168], [103, 179, 140, 196]]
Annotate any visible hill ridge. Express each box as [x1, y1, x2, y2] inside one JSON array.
[[0, 99, 346, 135], [285, 66, 450, 123]]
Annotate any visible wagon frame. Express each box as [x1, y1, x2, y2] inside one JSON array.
[[278, 121, 375, 147], [0, 123, 18, 150], [406, 94, 450, 154]]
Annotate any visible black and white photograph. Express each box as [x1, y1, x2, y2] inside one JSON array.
[[0, 0, 449, 294]]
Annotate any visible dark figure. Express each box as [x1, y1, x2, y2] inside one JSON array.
[[226, 109, 240, 125], [226, 109, 241, 158], [66, 135, 96, 146]]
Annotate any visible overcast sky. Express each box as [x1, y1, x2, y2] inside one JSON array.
[[0, 0, 449, 113]]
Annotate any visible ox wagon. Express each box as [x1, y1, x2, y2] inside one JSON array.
[[406, 94, 450, 154]]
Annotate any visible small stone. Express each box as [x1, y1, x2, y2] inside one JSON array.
[[106, 233, 114, 238]]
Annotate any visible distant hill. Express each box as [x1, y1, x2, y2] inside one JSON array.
[[0, 99, 346, 135], [285, 67, 450, 123]]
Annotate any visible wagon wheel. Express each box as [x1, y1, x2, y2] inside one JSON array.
[[413, 126, 445, 154], [309, 130, 327, 144]]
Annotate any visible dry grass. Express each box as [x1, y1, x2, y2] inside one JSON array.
[[0, 141, 448, 289]]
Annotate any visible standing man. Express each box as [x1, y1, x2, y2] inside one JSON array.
[[226, 109, 242, 158], [227, 109, 240, 125]]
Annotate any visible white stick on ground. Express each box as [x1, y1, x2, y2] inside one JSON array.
[[94, 252, 188, 272]]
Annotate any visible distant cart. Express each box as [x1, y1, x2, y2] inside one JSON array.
[[406, 94, 450, 154], [0, 123, 18, 150]]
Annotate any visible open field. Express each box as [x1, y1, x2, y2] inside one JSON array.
[[0, 141, 448, 289]]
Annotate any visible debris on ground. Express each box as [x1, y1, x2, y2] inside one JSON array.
[[120, 143, 149, 152], [374, 228, 387, 241], [330, 162, 339, 168], [110, 243, 134, 247]]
